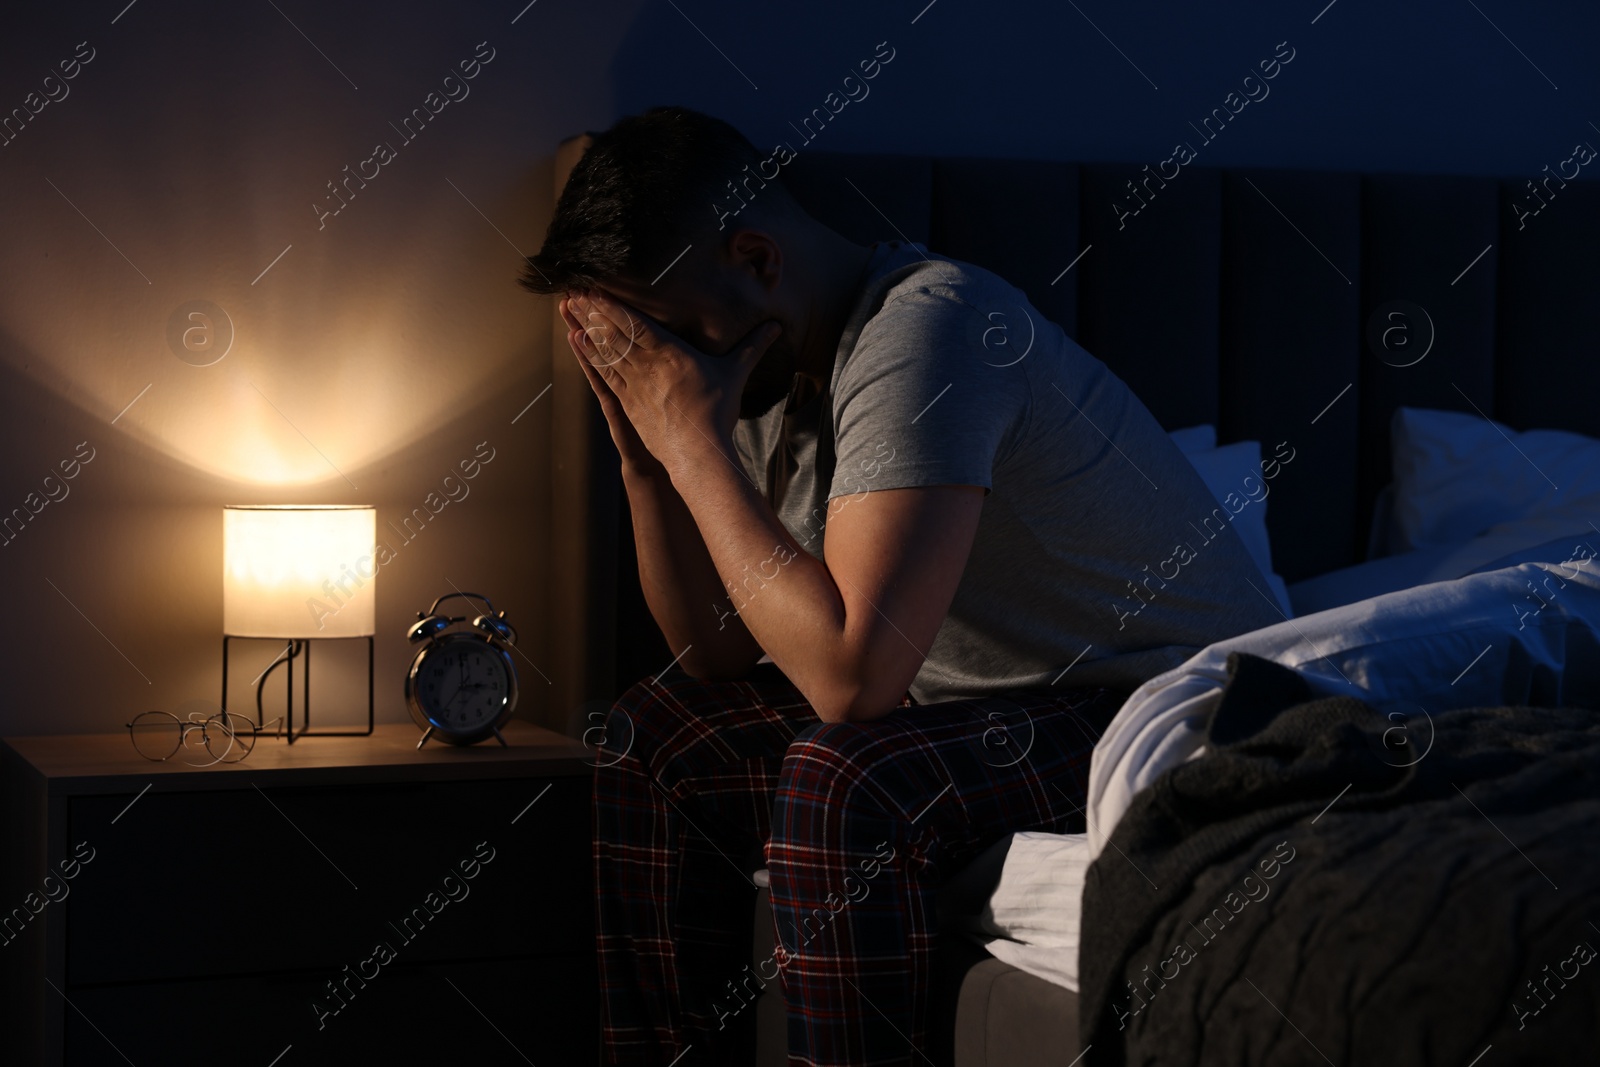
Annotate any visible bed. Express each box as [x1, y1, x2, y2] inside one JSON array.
[[545, 142, 1600, 1065]]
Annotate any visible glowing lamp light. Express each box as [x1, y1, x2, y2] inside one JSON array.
[[223, 505, 376, 638]]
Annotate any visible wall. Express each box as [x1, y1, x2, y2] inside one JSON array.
[[1, 0, 1594, 736], [603, 0, 1598, 174]]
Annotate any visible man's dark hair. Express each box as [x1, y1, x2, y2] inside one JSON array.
[[520, 106, 801, 295]]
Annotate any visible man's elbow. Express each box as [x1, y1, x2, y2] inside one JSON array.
[[809, 678, 904, 724]]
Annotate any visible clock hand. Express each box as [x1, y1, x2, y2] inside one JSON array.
[[439, 672, 466, 707]]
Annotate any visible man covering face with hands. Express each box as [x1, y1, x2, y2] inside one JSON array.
[[521, 106, 1279, 1067], [561, 288, 784, 468]]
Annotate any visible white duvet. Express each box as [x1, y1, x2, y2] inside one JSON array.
[[972, 535, 1600, 992]]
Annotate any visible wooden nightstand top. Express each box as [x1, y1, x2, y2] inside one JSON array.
[[1, 720, 592, 796]]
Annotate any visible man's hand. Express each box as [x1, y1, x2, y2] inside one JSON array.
[[559, 295, 663, 477], [566, 289, 781, 477]]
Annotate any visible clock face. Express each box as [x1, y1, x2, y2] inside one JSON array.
[[413, 637, 511, 732]]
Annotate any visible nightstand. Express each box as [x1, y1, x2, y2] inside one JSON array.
[[1, 721, 597, 1066]]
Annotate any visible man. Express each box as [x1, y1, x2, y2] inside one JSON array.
[[521, 106, 1280, 1066]]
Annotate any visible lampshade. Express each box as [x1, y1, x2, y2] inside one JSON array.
[[223, 505, 376, 638]]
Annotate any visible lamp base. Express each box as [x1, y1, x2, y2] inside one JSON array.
[[221, 635, 375, 744]]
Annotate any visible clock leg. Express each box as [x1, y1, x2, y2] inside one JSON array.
[[491, 725, 508, 748], [416, 726, 434, 751]]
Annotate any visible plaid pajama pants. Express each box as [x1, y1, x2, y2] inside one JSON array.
[[593, 661, 1123, 1067]]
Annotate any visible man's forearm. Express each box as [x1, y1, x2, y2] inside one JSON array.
[[667, 443, 909, 722], [622, 463, 765, 679]]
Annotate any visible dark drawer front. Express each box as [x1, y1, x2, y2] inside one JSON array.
[[66, 774, 593, 985], [63, 953, 597, 1067]]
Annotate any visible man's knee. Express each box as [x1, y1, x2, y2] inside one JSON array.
[[788, 720, 870, 771], [589, 669, 700, 773], [771, 723, 904, 893], [786, 718, 915, 776], [602, 666, 786, 778], [776, 721, 899, 818]]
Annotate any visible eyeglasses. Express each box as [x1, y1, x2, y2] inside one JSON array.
[[124, 709, 282, 765]]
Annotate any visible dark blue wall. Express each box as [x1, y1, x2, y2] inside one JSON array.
[[604, 0, 1598, 177]]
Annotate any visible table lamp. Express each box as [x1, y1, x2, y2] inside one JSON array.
[[221, 505, 376, 743]]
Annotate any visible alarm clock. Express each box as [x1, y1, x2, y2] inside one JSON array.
[[404, 592, 519, 749]]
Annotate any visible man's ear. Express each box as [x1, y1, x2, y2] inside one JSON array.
[[727, 228, 783, 293]]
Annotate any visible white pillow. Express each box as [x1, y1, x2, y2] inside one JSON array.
[[1389, 406, 1600, 554], [1168, 426, 1293, 615]]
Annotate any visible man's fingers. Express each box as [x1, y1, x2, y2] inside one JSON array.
[[572, 329, 627, 409], [567, 328, 600, 382], [570, 327, 624, 396], [569, 305, 631, 367], [572, 341, 609, 397], [572, 290, 653, 358], [573, 287, 632, 323], [581, 312, 636, 366], [566, 323, 594, 365], [558, 297, 586, 334], [561, 296, 601, 340], [565, 299, 629, 368]]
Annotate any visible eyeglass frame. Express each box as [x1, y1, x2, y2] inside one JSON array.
[[123, 708, 282, 766]]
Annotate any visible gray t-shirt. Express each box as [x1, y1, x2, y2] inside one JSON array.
[[733, 241, 1282, 704]]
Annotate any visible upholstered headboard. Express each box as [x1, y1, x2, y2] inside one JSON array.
[[547, 142, 1600, 720]]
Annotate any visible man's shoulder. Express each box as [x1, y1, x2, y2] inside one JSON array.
[[840, 247, 1063, 389], [870, 248, 1020, 320]]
